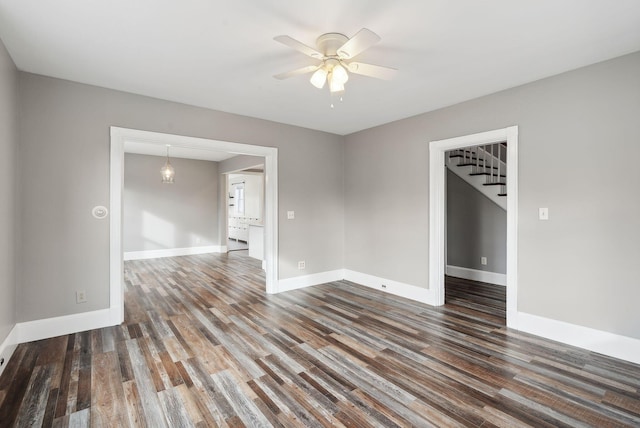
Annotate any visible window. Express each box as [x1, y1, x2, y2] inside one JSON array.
[[234, 183, 245, 215]]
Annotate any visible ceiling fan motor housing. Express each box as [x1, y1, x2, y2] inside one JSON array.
[[316, 33, 349, 57]]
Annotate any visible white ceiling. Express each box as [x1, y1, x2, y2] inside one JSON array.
[[1, 1, 639, 135]]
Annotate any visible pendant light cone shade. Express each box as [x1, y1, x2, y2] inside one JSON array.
[[310, 68, 327, 88], [161, 145, 175, 183]]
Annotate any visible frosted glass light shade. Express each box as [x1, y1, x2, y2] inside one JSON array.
[[310, 68, 327, 89], [331, 64, 349, 85], [328, 72, 345, 93]]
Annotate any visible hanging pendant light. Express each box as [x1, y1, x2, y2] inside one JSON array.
[[161, 145, 175, 184]]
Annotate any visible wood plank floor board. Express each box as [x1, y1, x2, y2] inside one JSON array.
[[14, 364, 53, 427], [90, 351, 129, 428], [0, 341, 40, 426], [1, 252, 639, 427], [254, 374, 328, 428]]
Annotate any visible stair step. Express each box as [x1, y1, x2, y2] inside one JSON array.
[[469, 172, 506, 178], [452, 156, 489, 162], [449, 154, 476, 159], [483, 182, 506, 186], [457, 161, 489, 166]]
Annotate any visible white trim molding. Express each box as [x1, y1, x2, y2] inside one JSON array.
[[277, 269, 439, 307], [446, 265, 506, 286], [429, 126, 518, 328], [0, 325, 18, 378], [278, 270, 344, 293], [517, 312, 640, 365], [344, 270, 438, 306], [16, 309, 115, 344], [124, 245, 224, 261]]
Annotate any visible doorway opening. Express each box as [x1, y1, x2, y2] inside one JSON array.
[[225, 166, 265, 255], [109, 127, 278, 325], [429, 126, 518, 328], [444, 142, 508, 321]]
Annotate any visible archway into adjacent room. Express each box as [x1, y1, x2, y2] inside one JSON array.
[[109, 127, 278, 325]]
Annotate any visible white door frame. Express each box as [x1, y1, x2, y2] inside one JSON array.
[[429, 126, 518, 328], [109, 127, 278, 324]]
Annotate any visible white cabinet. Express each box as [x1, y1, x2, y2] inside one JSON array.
[[228, 216, 261, 242], [248, 225, 264, 260]]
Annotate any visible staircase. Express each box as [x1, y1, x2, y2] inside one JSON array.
[[446, 142, 507, 210]]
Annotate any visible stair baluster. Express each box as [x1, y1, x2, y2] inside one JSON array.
[[497, 144, 501, 185], [484, 145, 489, 176], [490, 144, 495, 183]]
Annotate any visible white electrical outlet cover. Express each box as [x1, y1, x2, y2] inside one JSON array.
[[539, 207, 549, 220]]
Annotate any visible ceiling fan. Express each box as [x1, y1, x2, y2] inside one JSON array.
[[273, 28, 397, 96]]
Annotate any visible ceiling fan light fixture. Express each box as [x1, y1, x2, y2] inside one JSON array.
[[331, 63, 349, 85], [328, 72, 345, 93], [274, 28, 396, 100], [310, 67, 328, 89]]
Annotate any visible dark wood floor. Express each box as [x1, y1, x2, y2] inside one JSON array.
[[445, 275, 506, 322], [1, 253, 639, 427]]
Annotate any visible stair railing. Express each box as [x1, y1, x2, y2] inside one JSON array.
[[448, 143, 507, 197]]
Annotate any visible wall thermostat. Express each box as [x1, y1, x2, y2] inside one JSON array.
[[92, 206, 109, 219]]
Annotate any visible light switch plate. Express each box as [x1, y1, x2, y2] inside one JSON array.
[[287, 211, 295, 220]]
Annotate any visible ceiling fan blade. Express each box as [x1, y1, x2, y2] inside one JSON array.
[[347, 62, 397, 80], [337, 28, 381, 59], [273, 65, 319, 80], [274, 35, 324, 59]]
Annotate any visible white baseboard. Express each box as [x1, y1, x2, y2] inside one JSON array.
[[16, 308, 117, 344], [277, 269, 344, 293], [0, 325, 18, 378], [344, 269, 437, 305], [446, 265, 506, 286], [124, 245, 224, 261], [517, 312, 640, 365]]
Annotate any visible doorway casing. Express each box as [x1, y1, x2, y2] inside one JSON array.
[[109, 127, 278, 324], [429, 126, 518, 327]]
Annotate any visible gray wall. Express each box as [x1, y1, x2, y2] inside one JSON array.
[[124, 154, 219, 252], [0, 38, 17, 344], [446, 169, 506, 274], [345, 52, 640, 339], [219, 155, 264, 174], [17, 73, 344, 322]]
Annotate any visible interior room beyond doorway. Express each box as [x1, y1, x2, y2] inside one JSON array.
[[226, 166, 265, 255]]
